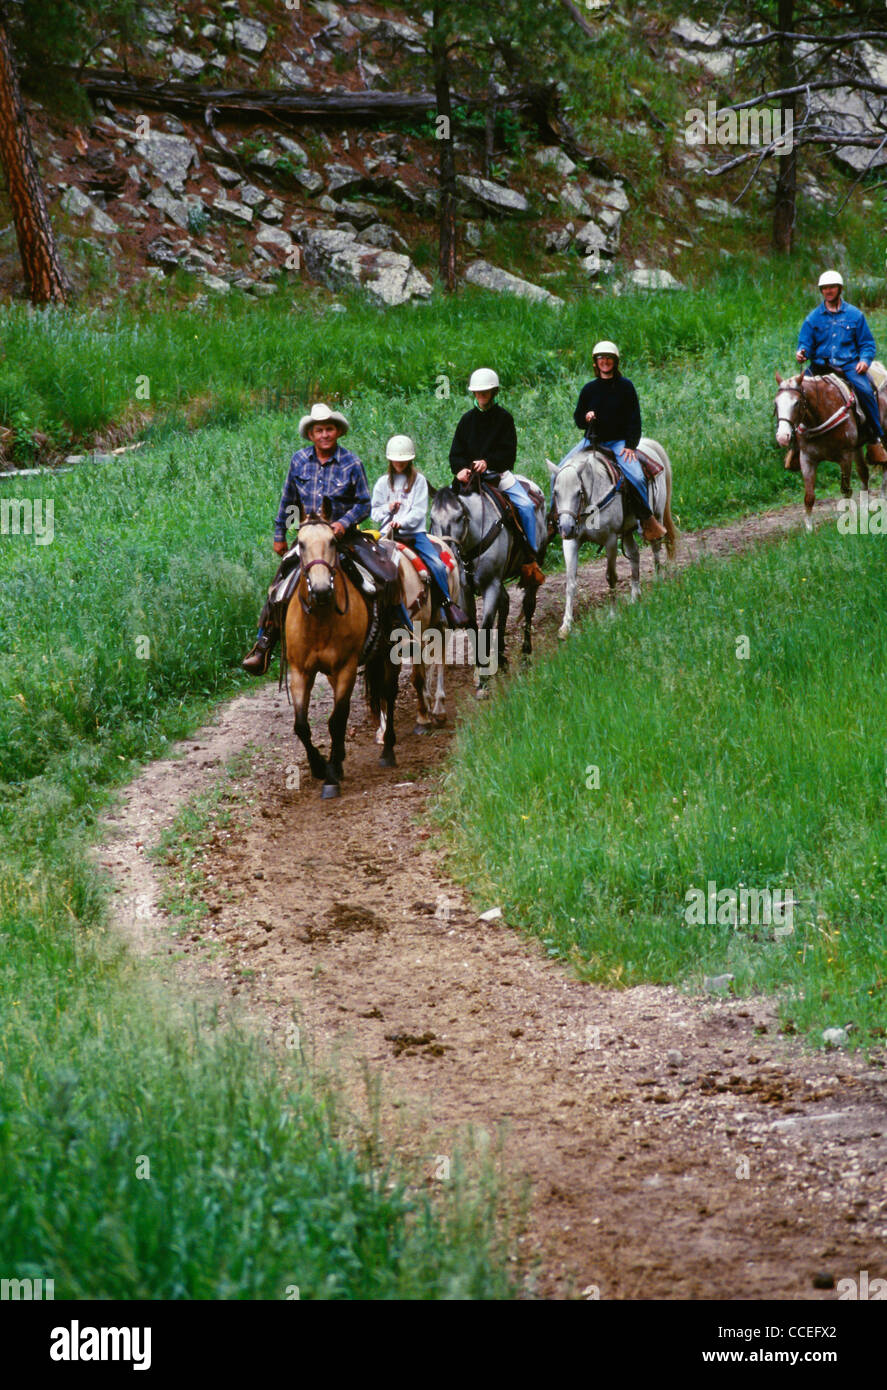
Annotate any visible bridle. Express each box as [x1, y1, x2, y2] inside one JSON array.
[[775, 375, 852, 442], [298, 523, 349, 615], [553, 454, 623, 530]]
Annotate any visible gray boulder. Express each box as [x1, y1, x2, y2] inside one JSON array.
[[456, 175, 529, 216], [624, 267, 685, 290], [534, 146, 577, 177], [134, 133, 198, 191], [227, 18, 268, 55], [300, 227, 431, 306], [464, 260, 563, 307], [357, 222, 408, 252], [212, 196, 253, 225]]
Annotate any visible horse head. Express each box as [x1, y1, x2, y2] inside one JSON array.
[[297, 502, 339, 609], [429, 484, 471, 560], [546, 457, 585, 539], [774, 371, 807, 449]]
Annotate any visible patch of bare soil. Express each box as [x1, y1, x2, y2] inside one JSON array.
[[98, 501, 886, 1299]]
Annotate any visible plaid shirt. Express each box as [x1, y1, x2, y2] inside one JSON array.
[[274, 443, 371, 541]]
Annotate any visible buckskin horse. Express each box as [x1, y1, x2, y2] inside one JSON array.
[[429, 475, 547, 696], [285, 506, 401, 798], [774, 367, 887, 531], [547, 437, 676, 639]]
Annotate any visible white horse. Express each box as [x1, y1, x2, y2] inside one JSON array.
[[547, 438, 676, 639]]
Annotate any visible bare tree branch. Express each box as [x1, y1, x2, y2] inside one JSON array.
[[724, 29, 887, 50]]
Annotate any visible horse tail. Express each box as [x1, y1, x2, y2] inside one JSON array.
[[364, 649, 389, 719], [663, 457, 678, 559]]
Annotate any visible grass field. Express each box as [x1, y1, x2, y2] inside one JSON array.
[[436, 522, 887, 1049]]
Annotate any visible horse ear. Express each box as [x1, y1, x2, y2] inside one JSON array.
[[546, 458, 558, 476], [320, 495, 332, 521], [427, 483, 438, 500], [775, 369, 783, 384], [299, 503, 306, 523]]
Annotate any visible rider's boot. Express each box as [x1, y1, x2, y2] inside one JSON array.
[[520, 556, 546, 585], [867, 438, 887, 464], [443, 600, 470, 628], [784, 445, 801, 472], [242, 624, 279, 674], [641, 514, 667, 542]]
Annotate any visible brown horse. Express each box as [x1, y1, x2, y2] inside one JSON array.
[[285, 506, 400, 798], [774, 369, 887, 531]]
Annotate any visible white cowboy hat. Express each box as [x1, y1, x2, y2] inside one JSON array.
[[592, 340, 620, 358], [468, 367, 500, 391], [298, 402, 350, 439], [386, 434, 415, 461], [818, 270, 844, 288]]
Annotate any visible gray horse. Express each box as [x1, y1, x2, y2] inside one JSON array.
[[429, 476, 547, 694], [547, 438, 676, 639]]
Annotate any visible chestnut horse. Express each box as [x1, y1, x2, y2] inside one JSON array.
[[774, 369, 887, 531], [286, 508, 400, 799]]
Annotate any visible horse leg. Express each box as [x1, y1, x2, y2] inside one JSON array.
[[521, 580, 539, 658], [623, 528, 641, 601], [855, 446, 870, 496], [290, 667, 327, 783], [839, 452, 854, 500], [800, 453, 817, 532], [475, 578, 502, 697], [429, 654, 447, 724], [605, 533, 619, 592], [326, 657, 359, 792], [412, 658, 432, 735], [558, 536, 579, 640]]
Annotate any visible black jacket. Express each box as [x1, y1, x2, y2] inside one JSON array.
[[573, 376, 642, 449], [449, 402, 517, 486]]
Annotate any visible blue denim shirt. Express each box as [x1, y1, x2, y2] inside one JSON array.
[[274, 443, 371, 541], [797, 300, 877, 371]]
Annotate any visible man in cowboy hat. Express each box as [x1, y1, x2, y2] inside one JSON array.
[[795, 270, 887, 464], [570, 342, 666, 542], [242, 402, 384, 674], [449, 367, 545, 583]]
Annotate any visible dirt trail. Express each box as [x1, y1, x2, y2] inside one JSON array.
[[98, 500, 887, 1299]]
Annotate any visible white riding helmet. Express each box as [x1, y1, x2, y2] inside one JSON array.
[[818, 270, 844, 288], [385, 434, 416, 462], [592, 340, 620, 358], [468, 368, 500, 392]]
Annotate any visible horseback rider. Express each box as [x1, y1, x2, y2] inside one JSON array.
[[242, 402, 395, 674], [449, 368, 545, 584], [795, 270, 887, 465], [371, 435, 468, 628], [570, 342, 667, 542]]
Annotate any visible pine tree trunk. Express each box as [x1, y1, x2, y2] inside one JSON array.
[[772, 0, 797, 254], [431, 14, 456, 294], [0, 15, 68, 303]]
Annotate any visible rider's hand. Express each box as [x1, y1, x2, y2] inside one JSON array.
[[796, 349, 807, 362], [857, 360, 869, 374], [388, 500, 400, 512], [273, 539, 288, 556], [473, 460, 488, 473], [456, 468, 472, 484], [331, 522, 345, 539], [623, 448, 638, 462], [585, 410, 595, 423]]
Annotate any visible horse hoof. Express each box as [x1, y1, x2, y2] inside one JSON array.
[[557, 625, 570, 640], [321, 782, 340, 800], [475, 686, 488, 701], [379, 752, 397, 768], [413, 723, 431, 736]]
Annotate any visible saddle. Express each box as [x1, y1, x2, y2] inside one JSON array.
[[596, 444, 664, 482], [393, 538, 456, 584], [480, 479, 545, 554]]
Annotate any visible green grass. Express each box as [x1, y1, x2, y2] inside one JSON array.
[[0, 257, 868, 456], [435, 522, 887, 1050]]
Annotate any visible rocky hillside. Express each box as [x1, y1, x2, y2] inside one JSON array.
[[1, 2, 883, 311]]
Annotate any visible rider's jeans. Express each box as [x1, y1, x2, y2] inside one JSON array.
[[808, 362, 883, 439]]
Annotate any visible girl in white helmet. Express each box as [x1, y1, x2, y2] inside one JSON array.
[[449, 368, 544, 574], [372, 435, 468, 627]]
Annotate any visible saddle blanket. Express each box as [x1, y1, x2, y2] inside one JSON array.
[[394, 538, 456, 582], [597, 445, 664, 483]]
